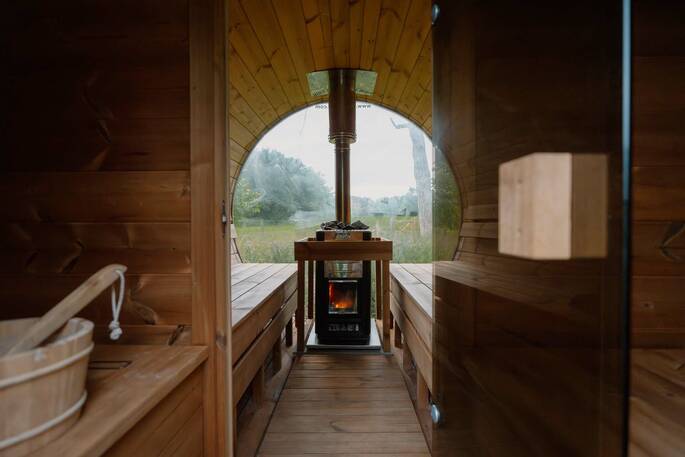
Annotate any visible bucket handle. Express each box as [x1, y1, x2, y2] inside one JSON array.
[[2, 264, 128, 357]]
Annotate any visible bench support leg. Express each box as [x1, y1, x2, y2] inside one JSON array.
[[307, 260, 314, 319], [394, 319, 403, 349], [251, 365, 265, 405], [285, 318, 293, 347], [296, 260, 305, 352], [402, 343, 413, 374], [272, 338, 282, 373], [382, 260, 391, 352], [375, 261, 382, 320], [417, 370, 430, 410]]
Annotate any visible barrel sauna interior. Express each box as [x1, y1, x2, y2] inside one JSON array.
[[1, 0, 684, 456]]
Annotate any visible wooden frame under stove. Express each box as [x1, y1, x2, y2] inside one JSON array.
[[294, 237, 393, 353]]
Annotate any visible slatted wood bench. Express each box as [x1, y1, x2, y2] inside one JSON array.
[[389, 263, 433, 410], [231, 263, 297, 424]]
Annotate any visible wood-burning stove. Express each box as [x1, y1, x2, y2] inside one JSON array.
[[314, 229, 372, 345]]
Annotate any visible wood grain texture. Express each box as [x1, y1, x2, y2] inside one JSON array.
[[631, 1, 685, 347], [231, 263, 296, 363], [431, 1, 624, 454], [630, 349, 685, 457], [258, 353, 429, 455], [29, 345, 207, 457], [389, 263, 433, 395], [228, 0, 433, 194], [0, 0, 193, 339]]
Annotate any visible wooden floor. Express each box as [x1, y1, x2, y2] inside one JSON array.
[[257, 353, 431, 456], [630, 349, 685, 457]]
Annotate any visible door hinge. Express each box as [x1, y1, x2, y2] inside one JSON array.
[[221, 200, 228, 238]]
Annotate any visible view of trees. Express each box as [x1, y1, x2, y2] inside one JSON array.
[[233, 149, 331, 222], [234, 148, 426, 224]]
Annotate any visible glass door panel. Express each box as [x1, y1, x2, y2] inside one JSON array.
[[431, 1, 627, 455]]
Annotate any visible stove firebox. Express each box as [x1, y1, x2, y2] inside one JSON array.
[[314, 229, 372, 345]]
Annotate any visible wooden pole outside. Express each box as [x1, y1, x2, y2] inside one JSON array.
[[375, 260, 382, 320], [307, 260, 314, 319], [382, 260, 391, 352], [296, 260, 305, 352]]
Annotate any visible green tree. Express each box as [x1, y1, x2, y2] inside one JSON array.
[[235, 148, 332, 222]]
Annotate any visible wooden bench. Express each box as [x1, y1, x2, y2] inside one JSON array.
[[389, 263, 433, 410], [230, 263, 297, 438], [30, 345, 208, 457]]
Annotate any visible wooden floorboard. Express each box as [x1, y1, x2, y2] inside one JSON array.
[[630, 349, 685, 457], [258, 353, 430, 455]]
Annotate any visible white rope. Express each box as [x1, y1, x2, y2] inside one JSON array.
[[109, 269, 125, 340], [0, 391, 88, 450], [0, 343, 94, 389]]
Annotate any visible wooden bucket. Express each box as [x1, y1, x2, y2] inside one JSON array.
[[0, 318, 93, 457]]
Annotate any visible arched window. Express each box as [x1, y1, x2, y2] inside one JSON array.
[[233, 103, 459, 262]]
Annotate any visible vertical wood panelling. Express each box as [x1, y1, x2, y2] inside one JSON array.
[[330, 0, 351, 68], [371, 0, 411, 99], [348, 0, 364, 69], [302, 0, 335, 70], [240, 0, 308, 106], [272, 0, 317, 101], [382, 0, 431, 107], [359, 0, 382, 69]]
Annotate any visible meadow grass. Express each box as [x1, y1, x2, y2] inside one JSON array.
[[235, 215, 432, 263]]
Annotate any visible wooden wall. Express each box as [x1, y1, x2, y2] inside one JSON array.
[[631, 0, 685, 347], [0, 0, 193, 339], [431, 1, 624, 455]]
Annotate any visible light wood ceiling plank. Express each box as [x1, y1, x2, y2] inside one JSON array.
[[229, 47, 280, 125], [229, 0, 291, 116], [398, 35, 432, 115], [359, 0, 382, 69], [230, 139, 248, 165], [229, 84, 266, 136], [422, 115, 432, 133], [240, 0, 307, 107], [382, 0, 431, 107], [272, 0, 317, 101], [349, 0, 364, 68], [229, 114, 257, 149], [330, 0, 350, 68], [410, 87, 431, 126], [371, 0, 411, 100], [302, 0, 335, 70]]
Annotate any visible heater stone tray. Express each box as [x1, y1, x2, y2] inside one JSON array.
[[306, 319, 382, 351]]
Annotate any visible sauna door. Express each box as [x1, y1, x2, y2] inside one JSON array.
[[431, 0, 628, 455]]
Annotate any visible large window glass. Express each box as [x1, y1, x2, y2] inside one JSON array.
[[233, 103, 440, 263]]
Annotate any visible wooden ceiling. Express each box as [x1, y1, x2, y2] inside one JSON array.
[[228, 0, 433, 188]]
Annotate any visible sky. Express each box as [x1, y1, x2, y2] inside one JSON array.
[[253, 103, 433, 199]]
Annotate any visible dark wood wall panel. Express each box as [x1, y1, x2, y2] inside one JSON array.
[[0, 0, 192, 330], [631, 0, 685, 347]]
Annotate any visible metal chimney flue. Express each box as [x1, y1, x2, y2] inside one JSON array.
[[328, 69, 356, 225]]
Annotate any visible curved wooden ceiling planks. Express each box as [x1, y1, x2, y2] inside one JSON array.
[[228, 0, 432, 189]]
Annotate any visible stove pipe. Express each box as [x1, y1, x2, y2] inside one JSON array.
[[328, 69, 356, 225]]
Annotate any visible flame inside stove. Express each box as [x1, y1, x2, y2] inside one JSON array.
[[329, 282, 356, 311]]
